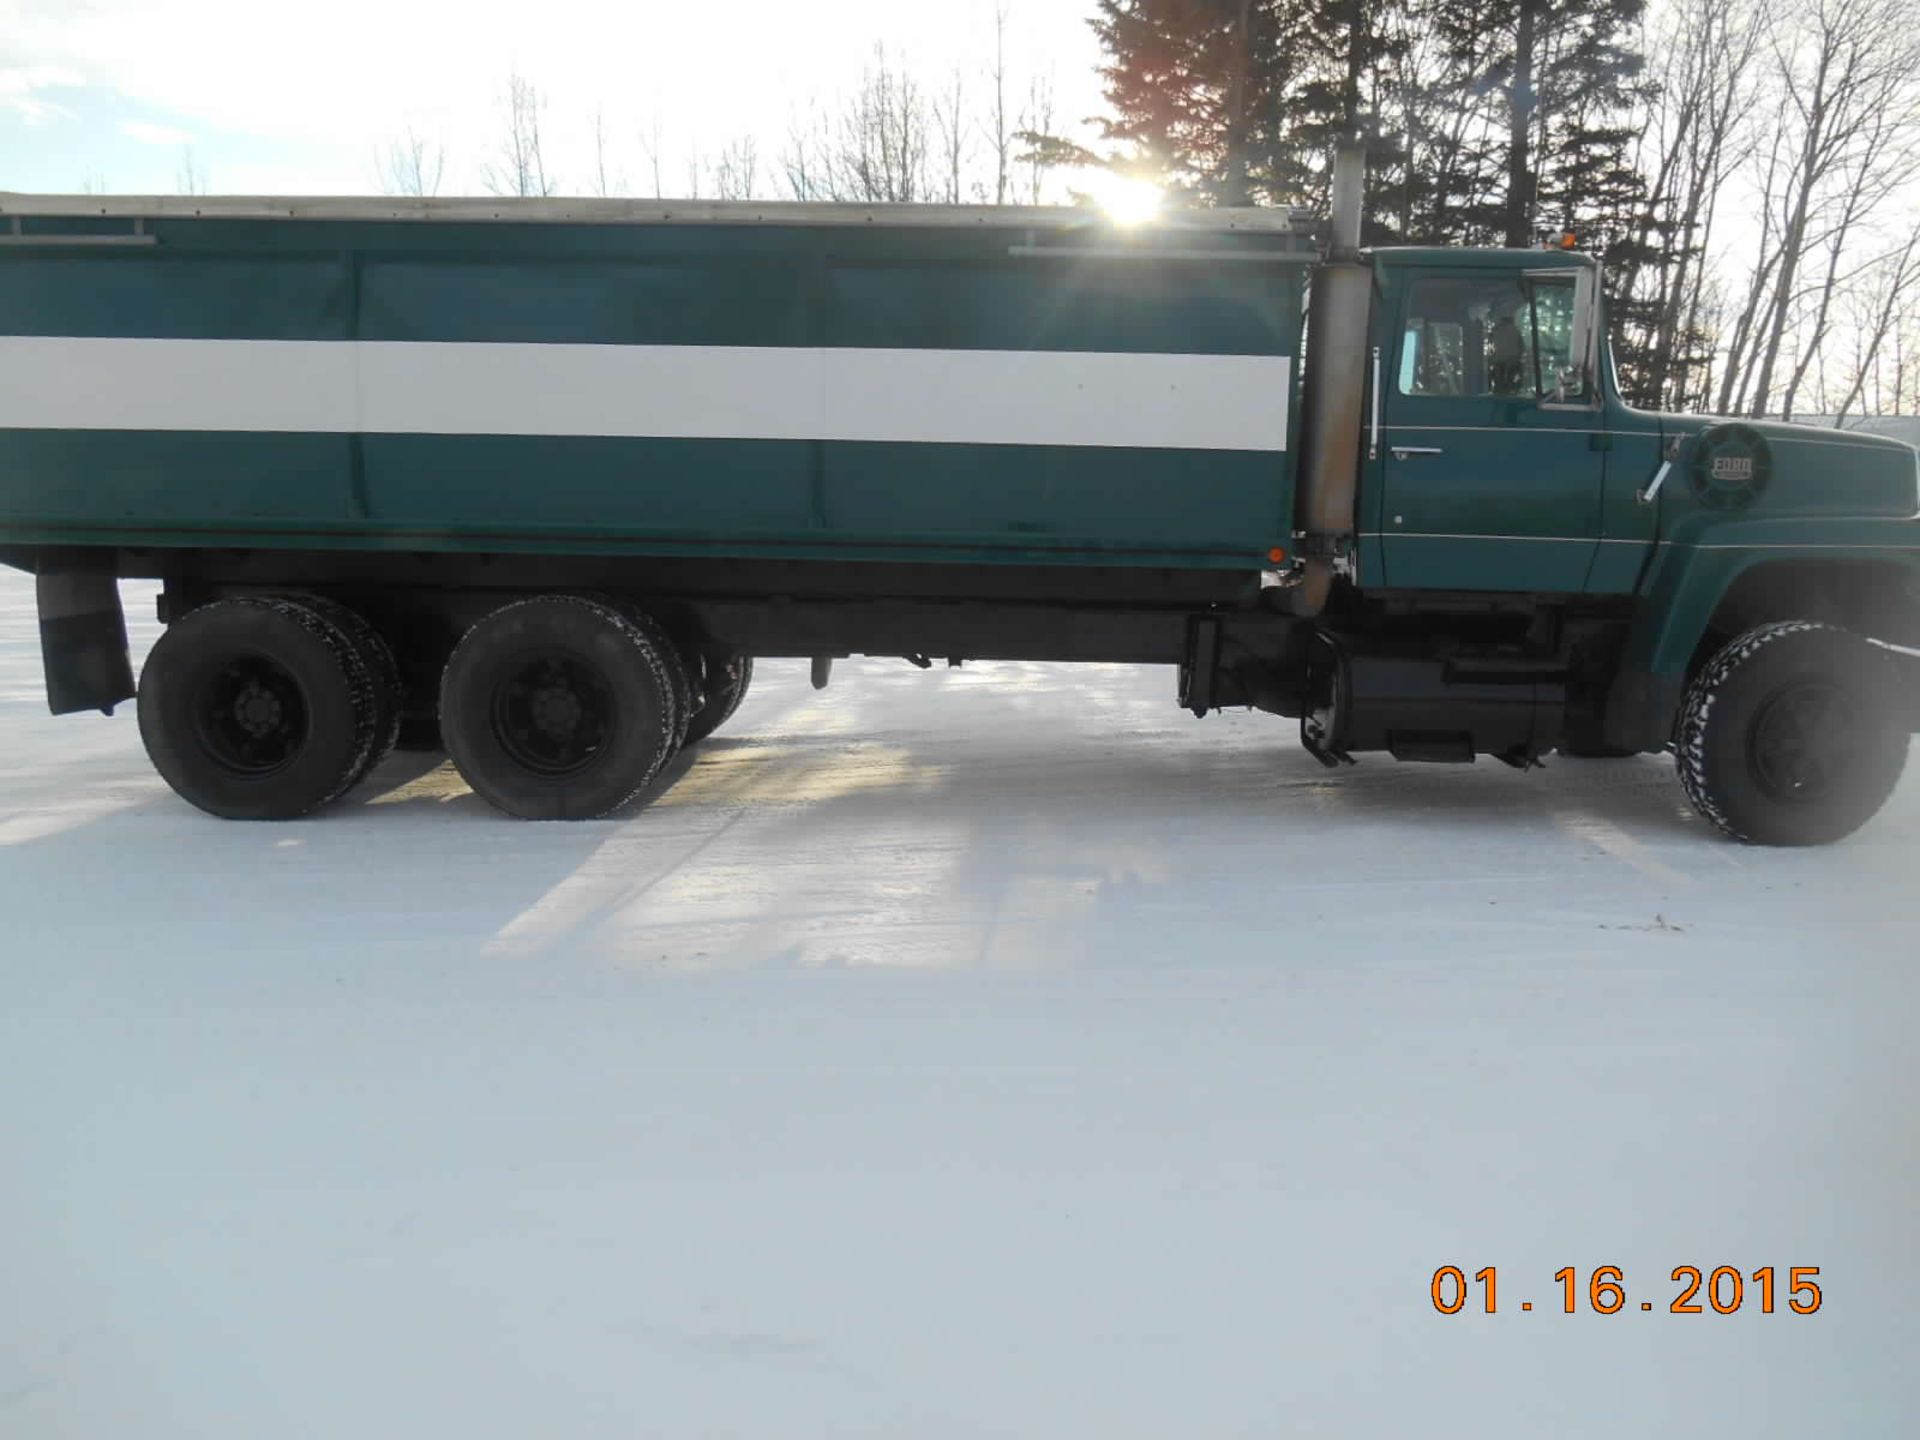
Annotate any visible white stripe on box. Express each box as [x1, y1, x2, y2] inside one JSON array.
[[0, 337, 1290, 453]]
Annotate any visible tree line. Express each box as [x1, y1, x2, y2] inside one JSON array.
[[374, 0, 1920, 423], [383, 7, 1064, 208], [1076, 0, 1920, 422]]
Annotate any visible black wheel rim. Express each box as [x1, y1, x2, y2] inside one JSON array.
[[192, 653, 309, 776], [1748, 679, 1855, 802], [489, 650, 615, 777]]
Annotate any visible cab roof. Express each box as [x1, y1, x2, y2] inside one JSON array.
[[1367, 245, 1599, 270]]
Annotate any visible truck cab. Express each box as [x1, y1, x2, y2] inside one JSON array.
[[1288, 238, 1920, 839], [1352, 245, 1916, 612], [1357, 248, 1646, 597]]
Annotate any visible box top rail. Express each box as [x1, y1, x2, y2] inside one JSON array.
[[0, 193, 1308, 235]]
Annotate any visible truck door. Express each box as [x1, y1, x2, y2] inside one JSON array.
[[1375, 268, 1605, 592]]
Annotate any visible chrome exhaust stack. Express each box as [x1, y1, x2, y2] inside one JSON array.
[[1289, 139, 1369, 617]]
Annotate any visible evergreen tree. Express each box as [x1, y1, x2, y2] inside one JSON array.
[[1087, 0, 1656, 280], [1422, 0, 1646, 247], [1090, 1, 1418, 227], [1083, 0, 1726, 412], [1291, 1, 1417, 238], [1089, 0, 1310, 206], [1534, 1, 1651, 240]]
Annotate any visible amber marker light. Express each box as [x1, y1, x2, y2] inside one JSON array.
[[1267, 546, 1288, 564]]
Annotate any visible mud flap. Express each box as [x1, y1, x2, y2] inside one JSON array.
[[1177, 616, 1219, 717], [37, 550, 135, 715], [1300, 631, 1356, 768]]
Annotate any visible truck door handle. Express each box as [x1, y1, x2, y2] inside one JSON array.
[[1391, 445, 1443, 458]]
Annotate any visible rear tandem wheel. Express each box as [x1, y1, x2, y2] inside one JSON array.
[[136, 596, 383, 819], [438, 594, 683, 820], [684, 654, 753, 745]]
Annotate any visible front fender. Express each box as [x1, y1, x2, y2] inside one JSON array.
[[1604, 518, 1920, 748]]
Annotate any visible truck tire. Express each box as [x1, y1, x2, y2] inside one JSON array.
[[1675, 621, 1910, 846], [684, 655, 753, 744], [137, 597, 380, 820], [439, 594, 678, 820], [611, 604, 692, 749], [294, 594, 404, 782]]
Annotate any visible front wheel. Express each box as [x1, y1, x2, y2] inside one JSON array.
[[1676, 621, 1910, 845]]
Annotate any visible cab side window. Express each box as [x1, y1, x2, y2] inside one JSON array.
[[1399, 275, 1586, 402]]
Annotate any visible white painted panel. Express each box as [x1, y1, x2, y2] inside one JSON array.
[[819, 347, 1288, 451], [0, 336, 356, 434], [0, 337, 1291, 452], [353, 342, 826, 443]]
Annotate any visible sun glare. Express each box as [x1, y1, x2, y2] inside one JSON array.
[[1084, 171, 1165, 226]]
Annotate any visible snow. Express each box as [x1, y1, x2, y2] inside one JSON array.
[[1, 565, 1916, 1437]]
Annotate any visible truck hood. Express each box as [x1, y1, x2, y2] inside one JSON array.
[[1650, 411, 1916, 457], [1641, 411, 1920, 522]]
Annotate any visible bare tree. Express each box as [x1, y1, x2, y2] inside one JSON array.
[[1824, 235, 1920, 421], [1015, 73, 1059, 204], [380, 125, 446, 198], [974, 4, 1063, 206], [1715, 119, 1793, 413], [1613, 0, 1764, 409], [779, 47, 930, 203], [989, 1, 1013, 204], [764, 9, 1067, 208], [1719, 0, 1920, 418], [589, 108, 620, 198], [712, 137, 760, 200], [483, 72, 556, 198], [835, 45, 929, 202], [931, 67, 969, 204], [640, 115, 666, 199], [778, 103, 830, 200], [176, 147, 205, 196], [1892, 301, 1920, 415]]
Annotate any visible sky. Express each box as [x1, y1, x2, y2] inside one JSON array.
[[0, 0, 1110, 197]]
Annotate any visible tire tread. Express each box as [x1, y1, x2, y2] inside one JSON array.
[[440, 593, 677, 820], [1676, 620, 1907, 845]]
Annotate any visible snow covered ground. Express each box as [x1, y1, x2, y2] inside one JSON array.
[[2, 565, 1915, 1438]]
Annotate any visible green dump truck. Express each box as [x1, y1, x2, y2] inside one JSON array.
[[3, 147, 1916, 843]]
